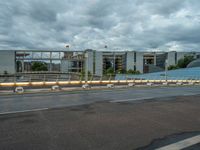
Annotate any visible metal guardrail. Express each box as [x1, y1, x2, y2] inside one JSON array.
[[0, 80, 199, 87]]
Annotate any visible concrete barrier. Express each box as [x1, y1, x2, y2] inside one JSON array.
[[147, 82, 153, 86], [162, 82, 168, 85], [51, 85, 61, 91], [128, 83, 135, 87], [107, 84, 114, 88], [176, 82, 183, 85], [188, 82, 195, 85], [82, 84, 91, 89], [15, 87, 24, 93]]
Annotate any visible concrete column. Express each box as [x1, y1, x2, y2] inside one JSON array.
[[50, 52, 52, 72], [95, 51, 103, 76], [21, 60, 24, 72], [167, 51, 176, 67], [154, 53, 157, 66], [126, 51, 135, 71], [85, 50, 94, 75], [136, 52, 144, 73], [61, 60, 70, 73], [0, 51, 15, 74], [113, 53, 116, 73]]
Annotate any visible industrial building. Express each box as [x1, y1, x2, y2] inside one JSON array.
[[0, 49, 200, 76]]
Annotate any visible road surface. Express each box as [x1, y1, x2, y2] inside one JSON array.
[[0, 86, 199, 149], [0, 86, 200, 114]]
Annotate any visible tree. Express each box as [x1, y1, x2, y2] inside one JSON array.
[[106, 67, 114, 75], [134, 70, 141, 74], [4, 70, 8, 75], [88, 71, 92, 80], [31, 62, 48, 71], [168, 65, 179, 70], [127, 69, 140, 74], [80, 70, 92, 80], [127, 69, 134, 74], [177, 55, 194, 68], [116, 69, 126, 74], [167, 55, 195, 70]]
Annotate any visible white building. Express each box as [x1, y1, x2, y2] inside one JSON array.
[[0, 50, 199, 75]]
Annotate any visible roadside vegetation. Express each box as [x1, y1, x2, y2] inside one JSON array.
[[31, 62, 48, 71], [168, 55, 195, 70], [103, 67, 140, 75]]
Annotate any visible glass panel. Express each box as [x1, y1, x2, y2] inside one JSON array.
[[24, 52, 32, 59], [51, 52, 60, 59], [31, 60, 50, 71], [24, 60, 32, 72], [32, 52, 42, 59], [16, 52, 25, 59], [41, 52, 50, 59], [51, 60, 61, 72], [60, 52, 64, 59]]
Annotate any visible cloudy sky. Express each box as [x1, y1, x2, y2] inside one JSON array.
[[0, 0, 200, 51]]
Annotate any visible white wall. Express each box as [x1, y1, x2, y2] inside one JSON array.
[[61, 60, 70, 73], [0, 51, 15, 74], [126, 51, 135, 71], [136, 52, 143, 73], [85, 50, 94, 74], [95, 51, 103, 76], [167, 51, 176, 66]]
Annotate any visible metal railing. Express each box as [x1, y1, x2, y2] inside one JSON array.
[[0, 79, 199, 87], [0, 74, 199, 87]]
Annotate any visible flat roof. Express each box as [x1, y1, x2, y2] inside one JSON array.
[[0, 49, 199, 53], [0, 49, 84, 52]]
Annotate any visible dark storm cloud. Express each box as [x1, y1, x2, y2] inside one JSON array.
[[0, 0, 200, 51], [29, 5, 57, 23]]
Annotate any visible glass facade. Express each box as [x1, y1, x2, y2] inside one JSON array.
[[103, 53, 126, 73], [15, 51, 84, 73]]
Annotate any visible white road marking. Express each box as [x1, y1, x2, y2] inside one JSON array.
[[156, 135, 200, 150], [0, 108, 49, 115], [183, 93, 197, 96], [110, 92, 200, 103], [110, 97, 154, 103]]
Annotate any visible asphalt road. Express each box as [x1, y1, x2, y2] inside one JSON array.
[[0, 94, 199, 150], [0, 86, 200, 114]]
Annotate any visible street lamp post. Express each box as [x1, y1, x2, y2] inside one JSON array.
[[165, 59, 168, 81], [85, 53, 88, 83]]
